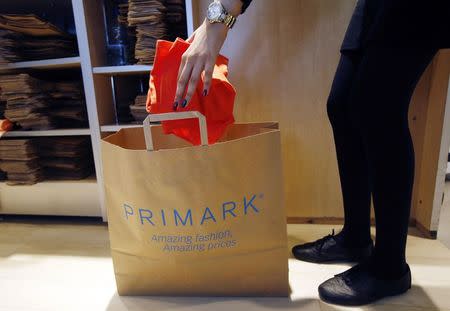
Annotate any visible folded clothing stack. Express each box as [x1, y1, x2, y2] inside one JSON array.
[[0, 30, 21, 64], [128, 0, 168, 64], [129, 94, 148, 122], [0, 139, 43, 185], [0, 74, 87, 130], [37, 137, 94, 180], [165, 0, 187, 40], [0, 137, 94, 185], [0, 14, 78, 63]]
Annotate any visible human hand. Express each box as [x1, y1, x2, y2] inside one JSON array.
[[173, 20, 228, 109]]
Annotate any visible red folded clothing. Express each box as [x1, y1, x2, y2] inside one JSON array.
[[146, 38, 236, 145]]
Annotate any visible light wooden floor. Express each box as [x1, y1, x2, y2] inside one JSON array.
[[0, 221, 449, 311]]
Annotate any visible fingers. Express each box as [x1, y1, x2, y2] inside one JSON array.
[[183, 63, 204, 107], [202, 60, 214, 97], [174, 53, 193, 109], [174, 51, 211, 110]]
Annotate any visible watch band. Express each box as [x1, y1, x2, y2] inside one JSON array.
[[223, 13, 237, 29]]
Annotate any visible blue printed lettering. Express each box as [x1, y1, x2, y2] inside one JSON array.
[[124, 203, 134, 219], [174, 209, 193, 226], [161, 209, 167, 226], [222, 201, 237, 220], [244, 195, 259, 214], [200, 207, 217, 225], [139, 209, 155, 225]]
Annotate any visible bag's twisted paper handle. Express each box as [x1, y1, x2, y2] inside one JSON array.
[[143, 111, 209, 151]]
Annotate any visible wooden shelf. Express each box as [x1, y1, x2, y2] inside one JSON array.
[[0, 177, 101, 217], [92, 65, 152, 76], [0, 57, 81, 71], [2, 129, 91, 138]]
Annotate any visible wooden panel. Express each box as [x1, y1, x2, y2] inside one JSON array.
[[410, 50, 450, 232], [195, 0, 356, 218], [81, 0, 116, 126], [409, 61, 434, 220], [194, 1, 450, 225]]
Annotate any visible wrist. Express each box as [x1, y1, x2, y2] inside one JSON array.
[[204, 18, 229, 37]]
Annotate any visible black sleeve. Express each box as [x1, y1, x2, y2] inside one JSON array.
[[241, 0, 252, 14]]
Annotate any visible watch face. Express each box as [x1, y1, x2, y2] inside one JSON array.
[[207, 2, 222, 20]]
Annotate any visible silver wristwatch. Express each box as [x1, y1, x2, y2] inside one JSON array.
[[206, 1, 237, 29]]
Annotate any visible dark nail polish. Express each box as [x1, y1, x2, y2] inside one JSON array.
[[173, 101, 179, 111], [203, 89, 208, 96], [181, 99, 188, 108]]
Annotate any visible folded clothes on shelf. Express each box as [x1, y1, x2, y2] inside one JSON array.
[[0, 139, 43, 185], [37, 137, 94, 180], [128, 0, 167, 64], [127, 0, 187, 65], [129, 93, 148, 122], [0, 137, 94, 185], [0, 14, 78, 63], [0, 74, 87, 130]]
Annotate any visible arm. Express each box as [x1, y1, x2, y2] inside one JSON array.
[[174, 0, 249, 108]]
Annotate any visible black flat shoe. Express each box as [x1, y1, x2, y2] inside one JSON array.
[[291, 230, 373, 263], [318, 262, 412, 306]]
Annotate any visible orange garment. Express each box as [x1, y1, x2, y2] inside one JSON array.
[[0, 119, 12, 131], [146, 38, 236, 145], [0, 119, 13, 137]]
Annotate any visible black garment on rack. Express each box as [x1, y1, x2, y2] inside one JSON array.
[[240, 0, 450, 50]]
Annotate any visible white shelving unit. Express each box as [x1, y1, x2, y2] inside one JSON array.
[[100, 124, 141, 132], [93, 65, 153, 76], [0, 0, 195, 221], [0, 178, 99, 217], [0, 57, 81, 71], [2, 129, 91, 138]]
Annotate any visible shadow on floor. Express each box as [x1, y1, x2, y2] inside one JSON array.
[[105, 284, 440, 311], [106, 294, 317, 311]]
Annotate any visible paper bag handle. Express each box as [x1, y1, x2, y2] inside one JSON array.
[[143, 111, 209, 151]]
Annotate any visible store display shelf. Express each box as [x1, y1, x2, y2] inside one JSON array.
[[92, 65, 153, 76], [0, 177, 101, 217], [100, 124, 142, 132], [2, 129, 91, 138], [0, 57, 81, 71]]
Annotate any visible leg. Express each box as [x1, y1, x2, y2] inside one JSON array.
[[319, 48, 438, 306], [347, 47, 438, 278], [291, 54, 374, 264], [327, 54, 372, 247]]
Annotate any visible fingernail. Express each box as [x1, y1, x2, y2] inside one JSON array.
[[173, 101, 179, 111], [181, 99, 188, 108], [202, 89, 208, 96]]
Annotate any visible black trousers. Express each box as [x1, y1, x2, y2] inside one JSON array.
[[327, 47, 437, 277]]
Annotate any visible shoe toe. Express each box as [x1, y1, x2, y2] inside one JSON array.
[[318, 276, 355, 305], [291, 244, 318, 262]]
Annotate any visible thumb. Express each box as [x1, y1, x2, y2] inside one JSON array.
[[186, 30, 197, 43]]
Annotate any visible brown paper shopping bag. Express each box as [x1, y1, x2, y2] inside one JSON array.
[[101, 111, 289, 296]]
